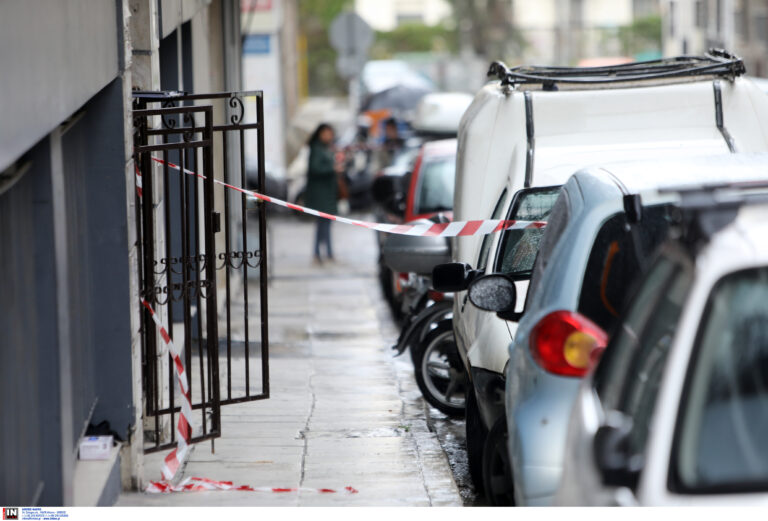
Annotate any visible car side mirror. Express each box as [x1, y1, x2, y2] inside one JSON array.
[[593, 412, 641, 489], [467, 274, 517, 316], [432, 262, 478, 292]]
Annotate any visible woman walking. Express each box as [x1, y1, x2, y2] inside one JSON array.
[[305, 123, 341, 264]]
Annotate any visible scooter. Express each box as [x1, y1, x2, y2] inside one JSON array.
[[391, 278, 466, 418]]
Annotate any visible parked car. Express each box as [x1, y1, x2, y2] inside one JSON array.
[[466, 155, 768, 506], [435, 50, 768, 503], [411, 92, 473, 140], [373, 139, 457, 321], [555, 162, 768, 506]]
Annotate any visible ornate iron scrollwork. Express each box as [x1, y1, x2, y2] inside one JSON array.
[[228, 94, 244, 125], [156, 254, 209, 276], [197, 279, 214, 300], [140, 285, 169, 306], [216, 249, 261, 270], [140, 279, 213, 303], [160, 100, 178, 129], [182, 111, 196, 142], [245, 250, 262, 269]]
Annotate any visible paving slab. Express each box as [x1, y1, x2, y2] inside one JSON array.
[[117, 216, 462, 507]]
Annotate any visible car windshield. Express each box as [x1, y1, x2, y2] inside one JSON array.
[[392, 146, 419, 170], [673, 267, 768, 492], [413, 156, 455, 215], [495, 187, 561, 276]]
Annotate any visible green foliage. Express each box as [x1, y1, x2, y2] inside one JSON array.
[[299, 0, 354, 95], [618, 15, 662, 57], [370, 22, 458, 59]]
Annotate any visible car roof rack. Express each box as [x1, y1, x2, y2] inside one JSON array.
[[487, 49, 745, 90]]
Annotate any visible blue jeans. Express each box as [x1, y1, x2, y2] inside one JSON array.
[[314, 220, 333, 259]]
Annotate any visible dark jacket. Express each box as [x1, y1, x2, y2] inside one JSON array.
[[305, 142, 338, 214]]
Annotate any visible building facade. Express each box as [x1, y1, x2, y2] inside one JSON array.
[[513, 0, 658, 65], [355, 0, 453, 31], [662, 0, 768, 76], [0, 0, 243, 506], [242, 0, 301, 170]]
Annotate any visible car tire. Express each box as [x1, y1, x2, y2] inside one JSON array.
[[482, 416, 515, 506], [412, 321, 466, 417], [465, 387, 487, 495]]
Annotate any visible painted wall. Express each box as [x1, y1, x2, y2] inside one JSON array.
[[0, 0, 119, 172]]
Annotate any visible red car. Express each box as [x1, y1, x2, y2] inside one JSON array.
[[404, 138, 456, 222], [374, 138, 457, 321]]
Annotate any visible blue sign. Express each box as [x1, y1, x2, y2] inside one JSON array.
[[244, 34, 271, 54]]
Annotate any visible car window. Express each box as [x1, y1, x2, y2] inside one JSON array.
[[526, 189, 571, 300], [477, 189, 508, 271], [577, 205, 673, 333], [594, 254, 679, 409], [616, 261, 692, 459], [413, 156, 455, 215], [672, 267, 768, 493], [494, 187, 561, 275]]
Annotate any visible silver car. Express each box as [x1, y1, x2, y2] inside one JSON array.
[[469, 155, 762, 505], [556, 163, 768, 505]]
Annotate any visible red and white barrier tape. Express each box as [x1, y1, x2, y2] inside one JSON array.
[[141, 299, 194, 481], [150, 157, 546, 237], [141, 300, 360, 494], [146, 477, 359, 495], [135, 163, 143, 199]]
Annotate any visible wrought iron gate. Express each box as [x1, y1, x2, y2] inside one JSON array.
[[132, 91, 269, 454]]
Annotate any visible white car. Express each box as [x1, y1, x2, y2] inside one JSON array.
[[556, 166, 768, 506], [437, 51, 768, 503]]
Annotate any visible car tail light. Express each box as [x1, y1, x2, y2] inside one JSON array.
[[529, 310, 608, 377]]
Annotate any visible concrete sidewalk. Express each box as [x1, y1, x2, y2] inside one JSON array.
[[117, 214, 462, 506]]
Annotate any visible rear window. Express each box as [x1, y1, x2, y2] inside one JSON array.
[[413, 156, 455, 215], [672, 267, 768, 493], [577, 205, 673, 333]]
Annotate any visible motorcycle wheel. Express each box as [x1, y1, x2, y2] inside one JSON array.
[[412, 321, 466, 417], [408, 303, 452, 366]]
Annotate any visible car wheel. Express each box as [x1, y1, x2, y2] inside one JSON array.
[[465, 387, 487, 495], [482, 416, 515, 506], [412, 321, 466, 417]]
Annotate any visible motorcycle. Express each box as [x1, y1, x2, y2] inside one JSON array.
[[381, 216, 467, 417]]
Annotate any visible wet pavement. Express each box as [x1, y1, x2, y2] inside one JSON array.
[[118, 213, 476, 506]]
